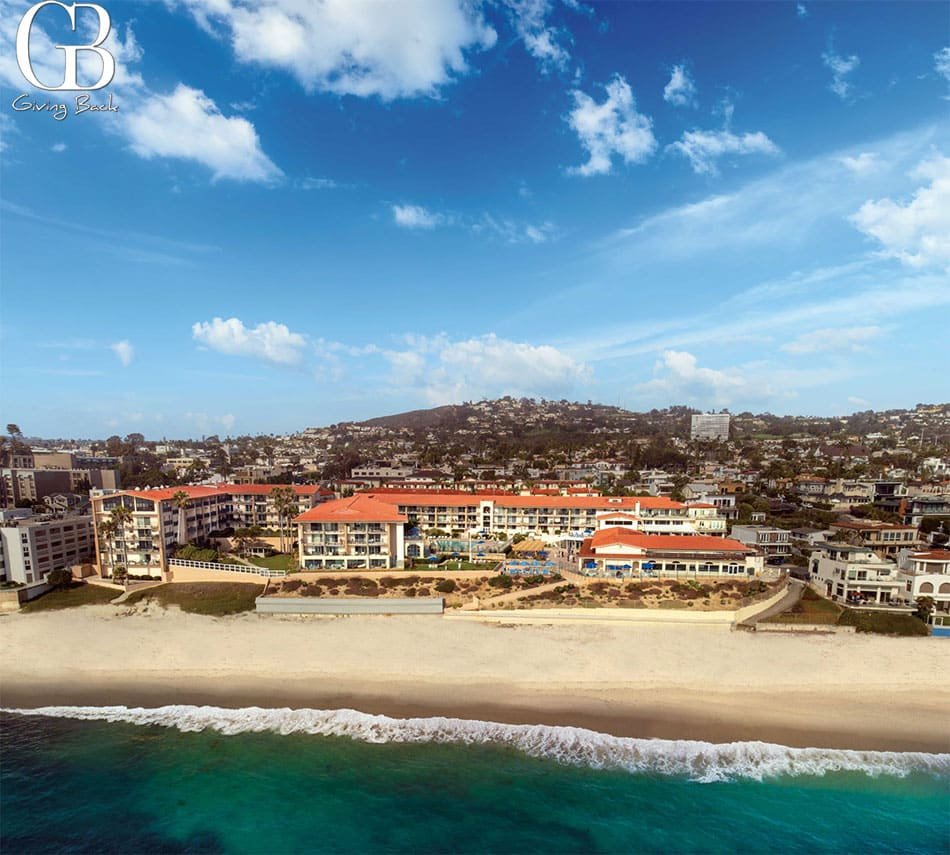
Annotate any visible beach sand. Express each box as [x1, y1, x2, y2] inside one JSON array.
[[1, 606, 947, 752]]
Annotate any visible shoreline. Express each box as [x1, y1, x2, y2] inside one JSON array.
[[4, 677, 948, 754], [2, 607, 948, 754]]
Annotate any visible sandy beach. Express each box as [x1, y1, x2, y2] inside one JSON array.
[[1, 605, 948, 753]]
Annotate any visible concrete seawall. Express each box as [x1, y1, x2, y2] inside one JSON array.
[[256, 597, 444, 615]]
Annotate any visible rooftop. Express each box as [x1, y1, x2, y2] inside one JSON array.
[[295, 495, 407, 524]]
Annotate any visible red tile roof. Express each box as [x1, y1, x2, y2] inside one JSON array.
[[93, 484, 334, 504], [584, 528, 751, 555], [295, 495, 407, 524], [361, 491, 684, 511]]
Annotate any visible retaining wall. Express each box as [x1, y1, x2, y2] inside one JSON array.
[[256, 596, 443, 615]]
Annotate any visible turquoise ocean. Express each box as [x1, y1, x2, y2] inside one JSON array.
[[2, 706, 948, 854]]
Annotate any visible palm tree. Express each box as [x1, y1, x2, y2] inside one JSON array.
[[97, 518, 117, 577], [110, 504, 133, 578], [270, 486, 297, 554], [171, 490, 191, 546]]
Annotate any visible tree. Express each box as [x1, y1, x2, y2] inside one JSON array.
[[110, 504, 133, 575], [97, 518, 117, 576], [270, 486, 298, 554], [46, 568, 72, 588], [171, 490, 191, 545], [915, 596, 936, 623]]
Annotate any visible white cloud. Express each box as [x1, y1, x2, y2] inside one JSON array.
[[124, 85, 281, 183], [663, 64, 697, 108], [839, 152, 879, 175], [300, 177, 340, 190], [382, 333, 591, 403], [567, 75, 657, 176], [935, 47, 950, 81], [392, 204, 445, 229], [192, 317, 307, 364], [823, 44, 860, 100], [781, 325, 883, 355], [110, 340, 135, 367], [50, 143, 67, 153], [637, 350, 753, 406], [503, 0, 571, 72], [847, 396, 870, 407], [849, 155, 950, 268], [796, 3, 808, 18], [180, 0, 497, 100], [474, 214, 557, 244], [667, 128, 779, 176], [184, 411, 237, 433]]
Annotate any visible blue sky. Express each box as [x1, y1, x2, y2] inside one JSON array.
[[1, 0, 948, 438]]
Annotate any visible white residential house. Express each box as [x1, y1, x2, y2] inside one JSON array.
[[809, 543, 904, 605], [730, 525, 791, 558], [897, 549, 950, 612]]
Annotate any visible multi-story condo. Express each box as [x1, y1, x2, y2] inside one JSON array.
[[1, 466, 120, 508], [690, 412, 731, 441], [809, 543, 904, 605], [295, 494, 407, 570], [685, 504, 729, 535], [357, 491, 720, 540], [0, 509, 95, 585], [897, 549, 950, 612], [577, 528, 761, 578], [730, 525, 792, 558], [829, 520, 918, 558], [91, 484, 333, 578]]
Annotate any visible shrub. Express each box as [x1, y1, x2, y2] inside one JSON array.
[[281, 579, 303, 593], [523, 574, 547, 586], [838, 609, 929, 636], [488, 574, 513, 589], [435, 579, 456, 594], [46, 569, 73, 588], [404, 587, 417, 597], [327, 588, 339, 596], [380, 577, 399, 588], [417, 587, 431, 596]]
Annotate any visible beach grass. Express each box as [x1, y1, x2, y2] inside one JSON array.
[[763, 587, 841, 625], [20, 583, 118, 613], [123, 582, 263, 616], [837, 608, 929, 636], [249, 554, 298, 572]]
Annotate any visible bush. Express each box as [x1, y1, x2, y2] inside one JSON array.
[[488, 574, 513, 589], [46, 569, 73, 588], [417, 587, 431, 596], [435, 579, 456, 593], [281, 580, 303, 592], [838, 609, 929, 636], [404, 587, 417, 597]]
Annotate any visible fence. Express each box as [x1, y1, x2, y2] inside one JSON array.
[[167, 558, 287, 578]]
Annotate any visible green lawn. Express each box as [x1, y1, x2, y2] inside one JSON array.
[[123, 582, 263, 615], [20, 583, 118, 613], [249, 554, 298, 572], [428, 560, 498, 572], [763, 587, 842, 625]]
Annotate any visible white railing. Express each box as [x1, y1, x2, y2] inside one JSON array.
[[167, 558, 287, 578]]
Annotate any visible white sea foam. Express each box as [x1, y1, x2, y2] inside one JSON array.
[[3, 705, 948, 783]]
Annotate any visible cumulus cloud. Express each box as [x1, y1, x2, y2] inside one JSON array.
[[637, 350, 752, 406], [781, 325, 883, 355], [663, 64, 697, 108], [667, 128, 779, 176], [382, 333, 591, 403], [567, 75, 657, 176], [823, 44, 860, 100], [0, 2, 280, 184], [503, 0, 571, 72], [849, 155, 950, 268], [110, 340, 135, 367], [839, 152, 879, 175], [796, 3, 808, 18], [50, 143, 67, 153], [124, 85, 281, 183], [178, 0, 497, 100], [192, 317, 307, 364]]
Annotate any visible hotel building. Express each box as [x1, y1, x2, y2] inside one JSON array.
[[295, 494, 407, 570], [577, 528, 761, 578], [91, 484, 333, 578], [357, 491, 724, 540], [0, 509, 95, 585]]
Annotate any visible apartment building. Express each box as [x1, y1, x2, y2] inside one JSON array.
[[91, 484, 334, 578], [809, 543, 903, 605], [358, 491, 719, 540], [897, 549, 950, 611], [829, 520, 918, 558], [685, 503, 729, 535], [0, 510, 95, 585], [295, 494, 407, 570], [690, 412, 731, 441], [577, 528, 761, 578], [0, 466, 120, 508], [730, 525, 792, 558]]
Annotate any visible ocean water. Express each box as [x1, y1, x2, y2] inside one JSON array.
[[1, 707, 948, 854]]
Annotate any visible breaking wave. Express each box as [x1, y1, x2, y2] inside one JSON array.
[[3, 705, 948, 784]]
